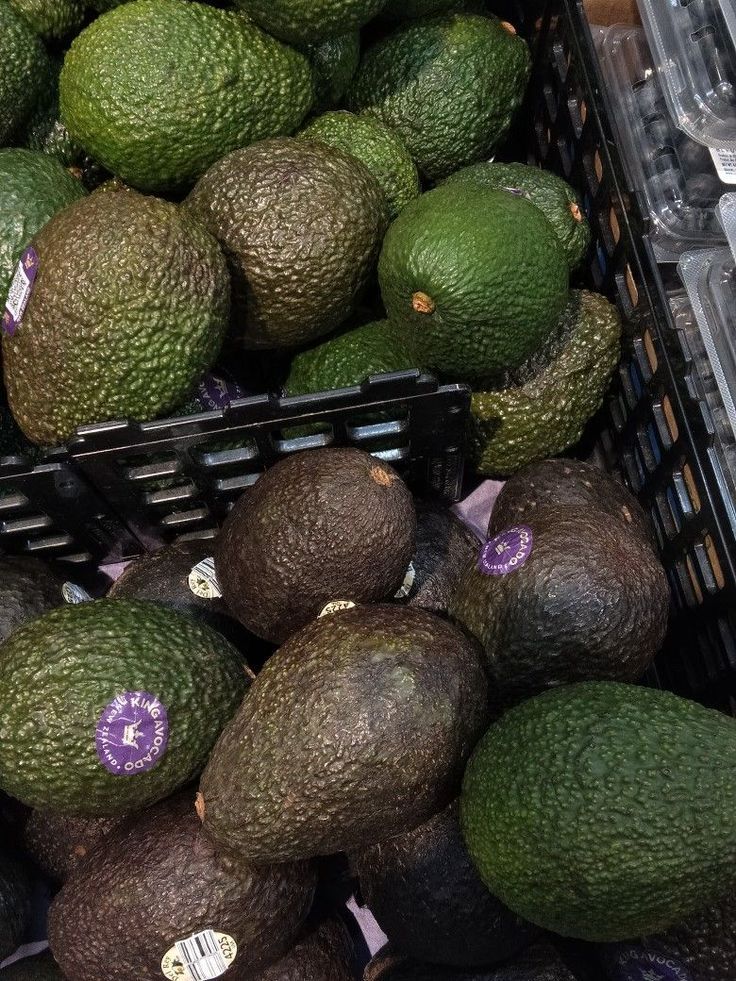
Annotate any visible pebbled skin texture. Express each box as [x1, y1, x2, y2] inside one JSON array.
[[8, 0, 85, 40], [215, 447, 416, 643], [23, 59, 84, 169], [233, 0, 388, 45], [59, 0, 315, 193], [349, 14, 531, 181], [490, 458, 656, 551], [0, 599, 251, 815], [460, 682, 736, 941], [0, 952, 64, 980], [450, 502, 669, 699], [305, 33, 361, 111], [299, 111, 420, 219], [354, 800, 538, 966], [0, 556, 67, 644], [199, 604, 490, 862], [0, 850, 32, 962], [186, 138, 388, 350], [403, 502, 479, 615], [469, 290, 622, 475], [382, 0, 463, 17], [0, 148, 86, 302], [3, 188, 230, 446], [379, 184, 569, 382], [23, 809, 124, 883], [0, 3, 49, 145], [48, 793, 316, 981], [255, 916, 356, 980], [364, 943, 576, 980], [442, 161, 590, 270]]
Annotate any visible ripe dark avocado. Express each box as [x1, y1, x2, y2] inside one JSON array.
[[490, 459, 655, 552], [215, 447, 416, 644], [198, 604, 490, 862], [303, 33, 361, 110], [0, 3, 50, 145], [354, 800, 538, 966], [364, 943, 577, 980], [232, 0, 388, 45], [0, 850, 32, 962], [186, 138, 388, 350], [23, 809, 124, 883], [449, 503, 669, 700], [461, 682, 736, 941], [0, 599, 251, 815], [0, 556, 67, 643], [3, 188, 230, 446], [378, 184, 569, 383], [0, 952, 64, 980], [256, 915, 356, 980], [48, 793, 316, 981], [349, 14, 531, 181]]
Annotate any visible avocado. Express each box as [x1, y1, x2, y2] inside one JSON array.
[[379, 184, 569, 383], [0, 556, 68, 643], [0, 952, 64, 980], [0, 850, 32, 962], [381, 0, 467, 17], [469, 290, 622, 475], [215, 447, 416, 643], [354, 799, 538, 966], [0, 599, 251, 815], [442, 162, 590, 270], [304, 33, 361, 110], [256, 915, 356, 980], [449, 502, 669, 700], [600, 888, 736, 981], [232, 0, 388, 45], [23, 62, 84, 169], [364, 943, 577, 980], [349, 14, 530, 181], [0, 149, 86, 303], [299, 111, 420, 219], [0, 3, 49, 145], [186, 138, 387, 350], [461, 681, 736, 941], [285, 319, 419, 395], [23, 809, 124, 883], [198, 604, 490, 862], [48, 792, 316, 981], [60, 0, 315, 193], [8, 0, 85, 40], [490, 459, 655, 552], [3, 187, 229, 446]]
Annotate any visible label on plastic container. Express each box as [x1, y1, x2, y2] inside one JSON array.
[[161, 930, 237, 981], [2, 247, 38, 336], [62, 582, 92, 604], [711, 146, 736, 184], [318, 600, 356, 618], [478, 526, 533, 576], [195, 374, 247, 411], [188, 557, 221, 600], [394, 562, 417, 600], [602, 944, 693, 981], [95, 691, 169, 776]]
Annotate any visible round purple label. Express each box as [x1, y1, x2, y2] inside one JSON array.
[[95, 691, 169, 776], [195, 373, 247, 411], [478, 525, 533, 576], [603, 946, 693, 981]]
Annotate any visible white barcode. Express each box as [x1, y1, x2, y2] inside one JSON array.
[[711, 147, 736, 184], [175, 931, 228, 981], [188, 557, 222, 600], [5, 264, 31, 321]]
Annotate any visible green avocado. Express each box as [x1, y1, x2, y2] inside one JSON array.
[[23, 809, 124, 883], [299, 111, 420, 219], [8, 0, 85, 40], [0, 953, 64, 981], [0, 148, 86, 302], [0, 599, 251, 815], [198, 604, 490, 862], [364, 943, 577, 980], [349, 14, 530, 181], [60, 0, 315, 193], [381, 0, 468, 17], [3, 187, 229, 446], [48, 793, 316, 980], [304, 33, 361, 110], [379, 183, 569, 383], [443, 161, 590, 270], [449, 502, 669, 700], [0, 556, 67, 644], [23, 56, 84, 168], [461, 682, 736, 941], [0, 3, 50, 145], [256, 916, 356, 980], [0, 850, 32, 962], [232, 0, 388, 45], [469, 290, 621, 475], [186, 138, 388, 350]]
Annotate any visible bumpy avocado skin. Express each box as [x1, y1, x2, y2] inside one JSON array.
[[403, 503, 479, 615], [199, 604, 490, 862], [364, 943, 577, 980], [3, 188, 230, 446], [350, 14, 531, 181], [8, 0, 85, 40], [186, 138, 388, 350], [354, 800, 538, 966], [232, 0, 388, 45], [304, 33, 361, 110], [0, 556, 68, 644], [23, 809, 124, 883], [48, 793, 316, 981], [0, 850, 32, 962], [461, 682, 736, 941], [59, 0, 315, 193], [256, 916, 356, 980], [0, 4, 50, 145]]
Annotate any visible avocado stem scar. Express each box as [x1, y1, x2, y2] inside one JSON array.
[[500, 21, 517, 34], [195, 791, 206, 822], [570, 202, 583, 223], [412, 291, 436, 315]]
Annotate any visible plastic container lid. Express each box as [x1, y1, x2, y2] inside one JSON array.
[[599, 25, 728, 260], [637, 0, 736, 150]]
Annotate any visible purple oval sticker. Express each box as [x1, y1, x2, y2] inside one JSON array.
[[478, 526, 533, 576], [603, 946, 693, 981], [95, 691, 169, 776]]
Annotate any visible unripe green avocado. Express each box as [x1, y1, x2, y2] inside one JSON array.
[[8, 0, 85, 40], [233, 0, 388, 45], [0, 3, 50, 145]]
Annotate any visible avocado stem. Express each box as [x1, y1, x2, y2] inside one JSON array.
[[412, 291, 436, 315], [500, 20, 517, 34], [195, 791, 206, 822], [570, 202, 584, 223]]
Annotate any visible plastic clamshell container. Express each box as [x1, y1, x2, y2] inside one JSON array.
[[637, 0, 736, 150], [599, 25, 728, 260]]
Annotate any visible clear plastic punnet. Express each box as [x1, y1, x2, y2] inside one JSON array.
[[637, 0, 736, 150], [599, 25, 728, 260]]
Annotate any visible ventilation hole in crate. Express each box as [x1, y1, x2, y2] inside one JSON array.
[[608, 206, 621, 245], [143, 482, 198, 508], [646, 421, 663, 466], [160, 508, 211, 530], [594, 149, 604, 183], [610, 398, 624, 432], [634, 444, 647, 485], [650, 506, 665, 549], [622, 449, 642, 491], [0, 491, 29, 513], [558, 136, 574, 176], [666, 486, 683, 532], [652, 402, 674, 451], [662, 395, 679, 442], [681, 462, 702, 512], [643, 328, 658, 372], [704, 534, 726, 590], [273, 424, 334, 452], [686, 553, 704, 605], [620, 362, 638, 411], [191, 438, 259, 469], [1, 513, 52, 535], [26, 533, 74, 553], [675, 559, 697, 607], [551, 40, 568, 82], [214, 472, 262, 494], [629, 361, 644, 400], [596, 241, 608, 278], [544, 83, 558, 121], [625, 264, 640, 307], [618, 390, 630, 424], [655, 492, 677, 538], [124, 454, 180, 483], [693, 540, 719, 594], [667, 567, 684, 610], [636, 426, 656, 472], [535, 120, 549, 158]]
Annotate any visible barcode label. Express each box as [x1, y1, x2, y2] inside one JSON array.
[[394, 562, 417, 600], [188, 557, 221, 600], [161, 930, 237, 981], [3, 247, 38, 336], [711, 147, 736, 184]]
